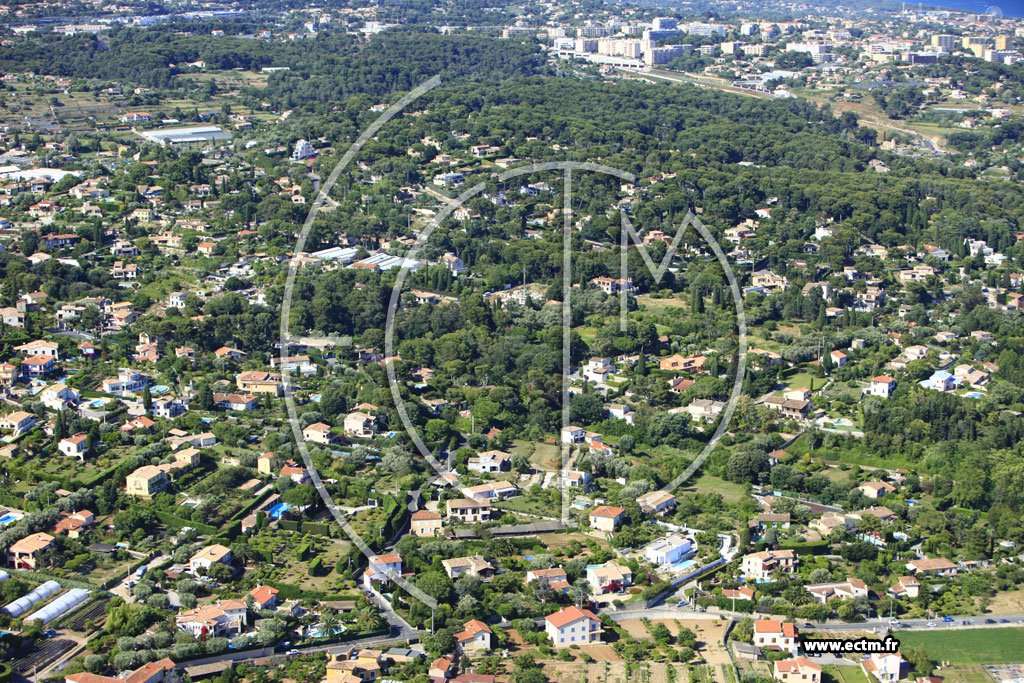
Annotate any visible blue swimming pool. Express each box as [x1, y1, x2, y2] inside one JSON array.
[[268, 503, 292, 519], [0, 514, 23, 526]]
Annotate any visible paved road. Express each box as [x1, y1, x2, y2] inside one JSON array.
[[810, 614, 1024, 632], [43, 329, 95, 341], [606, 603, 1024, 633], [365, 585, 417, 639]]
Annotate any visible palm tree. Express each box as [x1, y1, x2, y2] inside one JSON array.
[[231, 541, 257, 567], [358, 607, 385, 633], [319, 611, 340, 638]]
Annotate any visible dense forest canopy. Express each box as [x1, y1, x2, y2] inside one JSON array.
[[0, 26, 548, 94]]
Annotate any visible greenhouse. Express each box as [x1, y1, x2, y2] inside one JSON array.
[[3, 580, 61, 617], [24, 588, 91, 624]]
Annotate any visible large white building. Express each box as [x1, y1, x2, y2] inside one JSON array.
[[292, 139, 315, 160], [644, 535, 692, 565]]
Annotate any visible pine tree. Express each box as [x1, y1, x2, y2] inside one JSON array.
[[198, 384, 214, 411], [691, 287, 704, 314]]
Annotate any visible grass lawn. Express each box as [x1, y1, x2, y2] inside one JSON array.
[[934, 665, 1000, 683], [894, 628, 1024, 664], [821, 468, 851, 485], [513, 440, 561, 471], [637, 294, 690, 310], [823, 665, 871, 683], [782, 371, 822, 392], [679, 473, 748, 504], [495, 494, 561, 518]]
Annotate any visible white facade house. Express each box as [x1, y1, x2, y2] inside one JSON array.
[[561, 426, 585, 444], [583, 357, 613, 383], [636, 490, 676, 514], [741, 549, 797, 581], [363, 553, 403, 590], [775, 658, 822, 683], [467, 450, 511, 473], [291, 139, 315, 160], [176, 599, 247, 638], [58, 433, 89, 460], [644, 535, 692, 565], [455, 619, 492, 651], [861, 653, 905, 682], [189, 544, 232, 574], [101, 368, 147, 397], [41, 383, 78, 411], [754, 620, 798, 656], [545, 606, 602, 647], [869, 376, 896, 398]]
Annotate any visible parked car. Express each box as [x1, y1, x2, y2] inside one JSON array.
[[942, 617, 954, 622]]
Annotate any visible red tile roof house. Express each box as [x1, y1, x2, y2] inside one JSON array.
[[363, 553, 404, 591], [753, 619, 798, 656], [589, 505, 626, 532], [58, 432, 89, 460], [722, 587, 755, 601], [545, 606, 602, 646], [429, 654, 455, 679], [248, 584, 279, 610], [66, 658, 175, 683], [279, 460, 310, 484], [454, 619, 492, 651], [9, 533, 55, 569], [526, 567, 571, 595], [53, 511, 94, 539], [775, 658, 822, 683]]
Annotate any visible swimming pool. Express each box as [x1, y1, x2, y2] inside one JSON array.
[[152, 385, 169, 394], [964, 392, 984, 399], [0, 513, 23, 526], [267, 503, 292, 519], [308, 624, 346, 638]]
